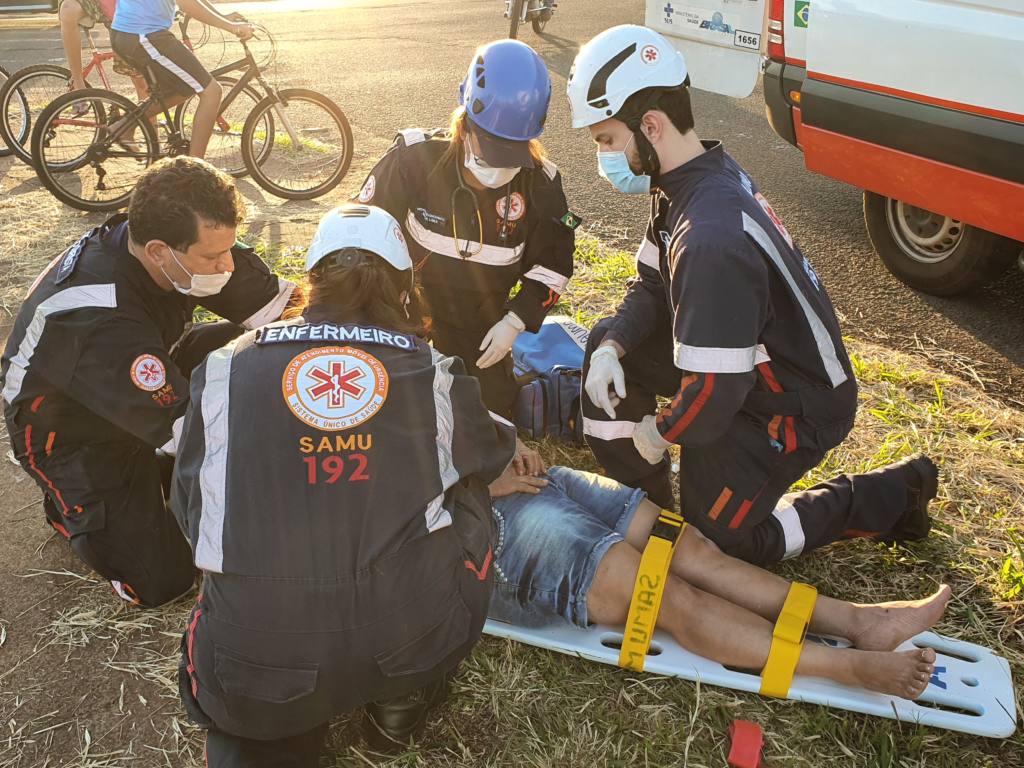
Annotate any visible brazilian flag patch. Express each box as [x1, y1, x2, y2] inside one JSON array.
[[560, 211, 583, 231]]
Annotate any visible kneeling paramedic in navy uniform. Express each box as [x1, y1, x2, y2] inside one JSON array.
[[566, 27, 937, 567], [172, 205, 517, 765], [0, 157, 294, 607], [355, 39, 576, 417]]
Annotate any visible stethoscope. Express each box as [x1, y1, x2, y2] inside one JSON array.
[[450, 159, 513, 259]]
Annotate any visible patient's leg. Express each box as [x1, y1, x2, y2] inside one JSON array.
[[623, 500, 950, 651], [586, 541, 936, 699]]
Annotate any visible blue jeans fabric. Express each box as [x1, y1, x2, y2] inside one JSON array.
[[488, 466, 646, 629]]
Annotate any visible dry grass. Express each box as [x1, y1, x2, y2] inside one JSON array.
[[0, 167, 1021, 766]]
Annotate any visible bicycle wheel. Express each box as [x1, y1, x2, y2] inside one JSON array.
[[0, 64, 77, 165], [241, 88, 352, 200], [32, 89, 159, 212], [0, 65, 12, 158], [508, 0, 523, 38], [532, 5, 552, 34], [173, 76, 271, 177]]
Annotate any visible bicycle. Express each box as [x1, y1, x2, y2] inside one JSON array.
[[0, 65, 12, 158], [30, 31, 353, 212], [0, 12, 207, 166], [505, 0, 556, 39]]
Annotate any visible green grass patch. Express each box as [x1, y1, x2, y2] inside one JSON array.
[[108, 229, 1024, 766]]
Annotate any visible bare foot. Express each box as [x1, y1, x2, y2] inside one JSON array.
[[849, 584, 952, 651], [850, 647, 936, 699]]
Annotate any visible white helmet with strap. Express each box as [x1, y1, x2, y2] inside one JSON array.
[[305, 205, 412, 283], [567, 24, 688, 130]]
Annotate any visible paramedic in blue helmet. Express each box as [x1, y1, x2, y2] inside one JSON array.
[[566, 26, 939, 567], [171, 204, 517, 765], [354, 38, 578, 417]]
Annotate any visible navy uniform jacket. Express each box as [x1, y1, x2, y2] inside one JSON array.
[[355, 128, 576, 333], [1, 215, 294, 457], [171, 314, 516, 733], [605, 142, 858, 451]]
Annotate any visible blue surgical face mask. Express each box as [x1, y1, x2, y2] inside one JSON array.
[[597, 134, 651, 195]]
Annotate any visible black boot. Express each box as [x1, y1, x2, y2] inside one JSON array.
[[880, 454, 938, 544], [362, 675, 451, 753]]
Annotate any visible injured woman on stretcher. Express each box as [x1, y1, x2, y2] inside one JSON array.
[[487, 444, 951, 700]]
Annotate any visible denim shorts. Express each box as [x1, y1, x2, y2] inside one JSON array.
[[488, 466, 646, 629]]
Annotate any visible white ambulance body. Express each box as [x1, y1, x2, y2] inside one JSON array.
[[646, 0, 1024, 295]]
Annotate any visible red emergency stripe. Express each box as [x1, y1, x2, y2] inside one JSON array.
[[660, 374, 716, 444], [756, 363, 797, 454], [541, 290, 559, 310], [728, 481, 772, 531], [30, 396, 45, 413], [730, 500, 754, 530], [23, 425, 72, 515], [843, 528, 879, 539], [44, 432, 56, 457], [798, 122, 1024, 243], [464, 547, 493, 581], [657, 374, 700, 429], [49, 520, 71, 539], [186, 594, 204, 698]]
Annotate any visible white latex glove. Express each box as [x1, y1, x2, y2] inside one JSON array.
[[633, 414, 672, 465], [476, 311, 524, 369], [585, 344, 626, 418]]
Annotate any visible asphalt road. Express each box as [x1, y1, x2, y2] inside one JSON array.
[[2, 0, 1022, 404]]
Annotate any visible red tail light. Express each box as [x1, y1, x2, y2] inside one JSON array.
[[767, 0, 786, 60]]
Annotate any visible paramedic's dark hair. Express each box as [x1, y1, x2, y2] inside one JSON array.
[[128, 157, 245, 251], [285, 248, 422, 335], [620, 85, 695, 136]]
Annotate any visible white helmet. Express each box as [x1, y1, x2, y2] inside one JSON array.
[[305, 204, 412, 277], [567, 25, 688, 129]]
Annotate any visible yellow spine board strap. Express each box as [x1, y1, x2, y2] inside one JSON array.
[[759, 582, 818, 698], [618, 510, 687, 672]]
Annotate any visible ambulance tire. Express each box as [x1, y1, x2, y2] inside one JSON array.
[[863, 191, 1020, 296]]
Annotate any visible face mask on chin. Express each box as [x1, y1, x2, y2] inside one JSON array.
[[464, 145, 520, 188], [160, 245, 232, 297], [597, 133, 651, 195]]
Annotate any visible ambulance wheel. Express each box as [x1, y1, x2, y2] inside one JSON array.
[[863, 191, 1020, 296]]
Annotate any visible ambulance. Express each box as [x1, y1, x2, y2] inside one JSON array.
[[645, 0, 1024, 295]]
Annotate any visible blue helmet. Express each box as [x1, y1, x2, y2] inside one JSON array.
[[459, 39, 551, 142]]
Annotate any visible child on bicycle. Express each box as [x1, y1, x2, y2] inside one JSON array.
[[59, 0, 149, 105], [110, 0, 253, 158]]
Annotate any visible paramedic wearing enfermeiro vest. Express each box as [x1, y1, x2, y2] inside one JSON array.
[[0, 158, 294, 607], [355, 39, 577, 417], [172, 205, 516, 766], [567, 27, 939, 567]]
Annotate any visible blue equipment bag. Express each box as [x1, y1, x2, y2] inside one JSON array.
[[512, 316, 589, 445]]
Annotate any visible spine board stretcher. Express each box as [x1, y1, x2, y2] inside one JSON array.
[[481, 622, 1017, 738]]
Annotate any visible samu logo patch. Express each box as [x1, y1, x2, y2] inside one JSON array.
[[282, 346, 389, 431]]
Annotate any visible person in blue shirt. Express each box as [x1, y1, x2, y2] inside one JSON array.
[[110, 0, 252, 157]]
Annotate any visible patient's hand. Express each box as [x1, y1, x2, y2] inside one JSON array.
[[489, 465, 549, 498], [512, 438, 547, 476]]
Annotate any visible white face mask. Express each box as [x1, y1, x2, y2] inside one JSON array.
[[160, 246, 232, 297], [464, 145, 520, 188]]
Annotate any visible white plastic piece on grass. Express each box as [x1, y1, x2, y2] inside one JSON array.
[[483, 620, 1017, 738]]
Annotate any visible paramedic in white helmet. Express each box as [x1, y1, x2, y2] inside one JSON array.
[[567, 25, 938, 566], [171, 204, 516, 764]]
